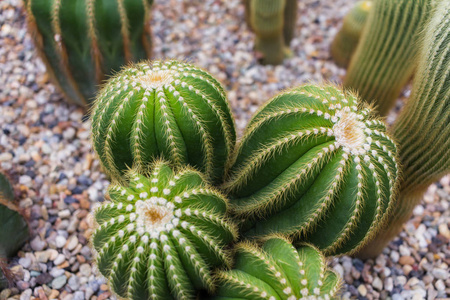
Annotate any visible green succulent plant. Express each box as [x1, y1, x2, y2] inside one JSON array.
[[343, 0, 437, 116], [224, 84, 400, 256], [330, 1, 372, 68], [214, 237, 342, 300], [26, 0, 153, 107], [0, 173, 29, 259], [357, 0, 450, 258], [91, 60, 236, 185], [91, 160, 237, 299], [247, 0, 298, 65]]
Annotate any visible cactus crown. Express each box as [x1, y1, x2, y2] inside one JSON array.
[[91, 60, 236, 185], [225, 84, 400, 255], [91, 160, 237, 299], [214, 237, 342, 299]]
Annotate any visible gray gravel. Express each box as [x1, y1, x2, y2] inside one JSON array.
[[0, 0, 449, 299]]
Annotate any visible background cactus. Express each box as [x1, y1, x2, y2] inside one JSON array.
[[91, 60, 236, 185], [356, 1, 450, 258], [343, 0, 436, 116], [91, 160, 237, 299], [330, 1, 372, 68], [26, 0, 153, 107], [247, 0, 298, 65], [0, 173, 29, 259], [224, 84, 400, 256], [214, 237, 342, 299]]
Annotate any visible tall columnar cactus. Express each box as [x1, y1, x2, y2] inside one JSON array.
[[330, 1, 372, 68], [224, 84, 400, 256], [26, 0, 153, 107], [343, 0, 437, 116], [0, 173, 29, 259], [214, 237, 342, 299], [91, 160, 237, 299], [247, 0, 298, 65], [91, 60, 236, 185], [356, 1, 450, 258]]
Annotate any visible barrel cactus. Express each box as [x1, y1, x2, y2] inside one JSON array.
[[91, 160, 237, 299], [330, 1, 372, 68], [91, 60, 236, 185], [224, 84, 400, 256], [0, 173, 29, 259], [343, 0, 437, 116], [247, 0, 298, 65], [357, 0, 450, 258], [214, 237, 342, 299], [26, 0, 153, 107]]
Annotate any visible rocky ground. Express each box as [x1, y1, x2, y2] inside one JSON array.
[[0, 0, 448, 299]]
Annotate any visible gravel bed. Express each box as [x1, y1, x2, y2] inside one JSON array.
[[0, 0, 449, 299]]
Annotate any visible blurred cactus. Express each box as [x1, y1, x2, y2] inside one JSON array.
[[343, 0, 436, 116], [26, 0, 153, 107], [0, 173, 29, 259], [356, 1, 450, 258], [331, 1, 372, 68], [224, 84, 400, 256], [91, 160, 237, 299], [247, 0, 298, 65], [91, 60, 236, 185], [214, 237, 342, 299]]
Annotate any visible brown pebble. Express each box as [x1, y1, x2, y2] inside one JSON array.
[[98, 292, 111, 300], [399, 256, 415, 266]]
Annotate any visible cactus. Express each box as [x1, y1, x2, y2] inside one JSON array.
[[356, 1, 450, 258], [91, 60, 236, 185], [90, 160, 237, 299], [224, 84, 400, 256], [330, 1, 372, 68], [0, 173, 29, 259], [25, 0, 153, 107], [247, 0, 298, 65], [214, 237, 342, 299], [343, 0, 437, 116]]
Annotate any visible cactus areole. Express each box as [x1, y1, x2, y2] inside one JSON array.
[[91, 161, 237, 299], [91, 60, 236, 185], [225, 84, 400, 256]]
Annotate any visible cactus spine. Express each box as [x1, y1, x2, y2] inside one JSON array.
[[248, 0, 298, 65], [214, 237, 342, 299], [343, 0, 436, 116], [26, 0, 153, 107], [91, 160, 237, 299], [0, 173, 29, 259], [224, 84, 400, 256], [357, 1, 450, 258], [91, 60, 236, 185], [330, 1, 372, 68]]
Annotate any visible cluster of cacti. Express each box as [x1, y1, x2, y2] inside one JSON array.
[[343, 0, 437, 116], [224, 84, 400, 256], [25, 0, 153, 107], [0, 173, 29, 259], [91, 160, 237, 299], [330, 1, 372, 68], [356, 0, 450, 258], [215, 237, 342, 299], [246, 0, 298, 65], [91, 60, 236, 185]]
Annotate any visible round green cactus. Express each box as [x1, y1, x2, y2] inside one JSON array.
[[0, 173, 29, 259], [224, 84, 400, 256], [91, 160, 237, 299], [330, 1, 372, 68], [214, 237, 342, 299], [91, 60, 236, 185], [26, 0, 153, 107]]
